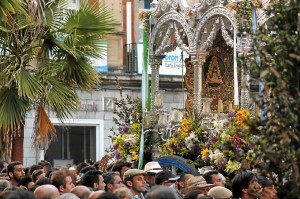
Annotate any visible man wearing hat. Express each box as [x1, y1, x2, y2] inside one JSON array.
[[143, 161, 163, 193], [123, 169, 146, 199], [155, 170, 180, 186], [184, 176, 214, 195], [155, 170, 182, 199], [207, 186, 233, 199]]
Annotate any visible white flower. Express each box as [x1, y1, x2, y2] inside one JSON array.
[[124, 134, 138, 146], [126, 154, 133, 163], [184, 132, 199, 150], [186, 143, 194, 150]]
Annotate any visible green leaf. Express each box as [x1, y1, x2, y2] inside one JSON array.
[[260, 69, 269, 78], [0, 88, 29, 131], [14, 67, 44, 99], [45, 77, 79, 120]]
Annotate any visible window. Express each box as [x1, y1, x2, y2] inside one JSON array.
[[45, 126, 96, 165]]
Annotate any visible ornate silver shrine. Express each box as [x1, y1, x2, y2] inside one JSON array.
[[148, 0, 272, 116]]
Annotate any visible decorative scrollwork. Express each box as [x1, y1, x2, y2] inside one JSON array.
[[155, 23, 174, 55], [200, 18, 219, 50], [220, 18, 234, 48], [174, 23, 189, 52], [149, 11, 194, 55]]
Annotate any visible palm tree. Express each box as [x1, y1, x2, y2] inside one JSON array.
[[0, 0, 116, 161]]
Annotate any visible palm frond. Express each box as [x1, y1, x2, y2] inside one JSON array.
[[15, 67, 44, 99], [63, 0, 116, 35], [45, 0, 69, 31], [45, 77, 80, 120], [62, 55, 100, 89], [33, 105, 56, 148], [0, 88, 29, 131]]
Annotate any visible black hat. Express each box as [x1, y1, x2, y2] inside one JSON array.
[[154, 170, 179, 185]]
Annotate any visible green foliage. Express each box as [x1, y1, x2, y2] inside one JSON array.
[[245, 0, 300, 197]]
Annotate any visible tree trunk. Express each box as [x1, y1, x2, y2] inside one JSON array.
[[11, 124, 24, 162]]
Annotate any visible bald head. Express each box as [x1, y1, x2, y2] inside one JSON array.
[[71, 185, 91, 199], [34, 184, 60, 199], [88, 190, 105, 199]]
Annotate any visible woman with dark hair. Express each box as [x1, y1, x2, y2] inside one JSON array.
[[257, 176, 277, 199]]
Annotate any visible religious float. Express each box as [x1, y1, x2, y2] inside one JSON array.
[[108, 0, 273, 177]]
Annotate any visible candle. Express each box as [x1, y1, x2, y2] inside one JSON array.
[[218, 99, 223, 113], [228, 103, 233, 111], [158, 112, 168, 128], [171, 110, 178, 123], [144, 114, 151, 128], [154, 94, 163, 108]]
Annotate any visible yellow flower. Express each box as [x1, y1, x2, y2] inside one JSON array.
[[235, 109, 250, 126], [225, 160, 241, 174], [201, 148, 210, 159], [130, 150, 139, 161], [220, 132, 230, 142]]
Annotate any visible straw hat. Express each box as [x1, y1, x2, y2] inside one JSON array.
[[207, 186, 233, 199], [186, 176, 214, 189], [143, 161, 163, 174]]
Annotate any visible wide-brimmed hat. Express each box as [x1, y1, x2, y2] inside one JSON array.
[[186, 176, 214, 189], [144, 161, 163, 174], [154, 170, 180, 185], [207, 186, 233, 199], [123, 169, 146, 182]]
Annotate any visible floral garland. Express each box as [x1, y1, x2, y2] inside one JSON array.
[[236, 0, 253, 32], [138, 10, 152, 33]]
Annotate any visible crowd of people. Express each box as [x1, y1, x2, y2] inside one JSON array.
[[0, 159, 277, 199]]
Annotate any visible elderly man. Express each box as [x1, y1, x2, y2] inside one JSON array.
[[124, 169, 146, 199], [34, 184, 60, 199]]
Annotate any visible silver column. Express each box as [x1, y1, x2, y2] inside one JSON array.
[[190, 51, 208, 117], [150, 55, 165, 110]]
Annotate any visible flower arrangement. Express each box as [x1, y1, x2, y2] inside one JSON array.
[[113, 123, 141, 162], [162, 117, 205, 166], [163, 109, 259, 175], [201, 109, 260, 175], [108, 95, 143, 164]]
